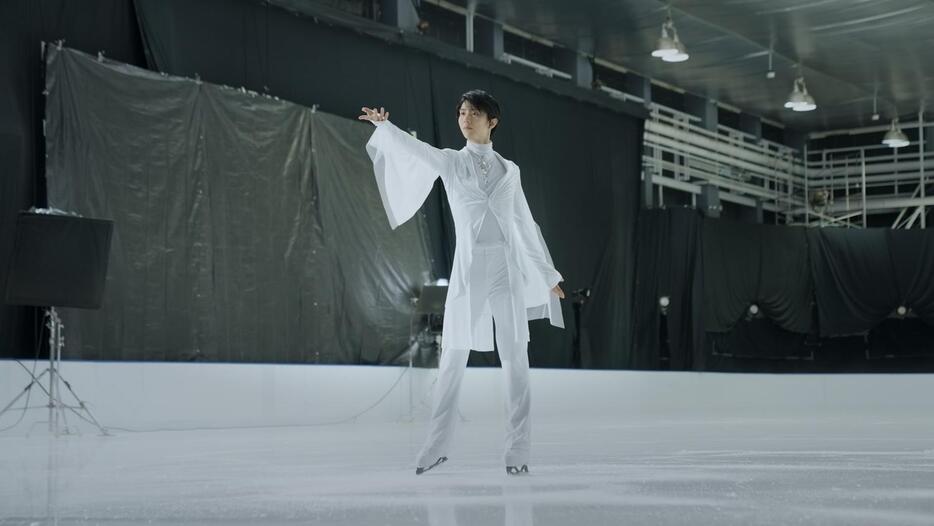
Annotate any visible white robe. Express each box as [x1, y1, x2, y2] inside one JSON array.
[[366, 120, 564, 352]]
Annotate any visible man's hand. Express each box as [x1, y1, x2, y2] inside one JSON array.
[[359, 106, 390, 123], [552, 283, 565, 299]]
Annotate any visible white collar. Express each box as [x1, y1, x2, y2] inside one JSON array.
[[465, 140, 493, 156]]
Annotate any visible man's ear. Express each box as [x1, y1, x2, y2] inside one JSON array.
[[490, 117, 499, 130]]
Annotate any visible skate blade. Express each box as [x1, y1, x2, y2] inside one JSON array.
[[415, 456, 448, 475]]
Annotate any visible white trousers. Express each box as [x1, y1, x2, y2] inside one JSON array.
[[416, 243, 532, 468]]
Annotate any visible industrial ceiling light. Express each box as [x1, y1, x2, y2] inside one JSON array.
[[653, 12, 688, 62], [882, 118, 910, 148], [652, 17, 678, 58], [785, 75, 816, 112], [662, 39, 689, 62], [783, 82, 805, 109], [793, 92, 817, 112]]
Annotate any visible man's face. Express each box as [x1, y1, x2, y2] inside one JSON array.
[[458, 101, 497, 143]]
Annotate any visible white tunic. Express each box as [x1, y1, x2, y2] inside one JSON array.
[[366, 120, 564, 352], [465, 140, 507, 246]]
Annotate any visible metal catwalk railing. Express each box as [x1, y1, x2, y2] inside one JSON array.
[[802, 120, 933, 228], [641, 103, 804, 223], [642, 102, 931, 229]]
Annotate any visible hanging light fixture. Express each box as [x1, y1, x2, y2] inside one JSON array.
[[652, 11, 689, 62], [662, 38, 689, 63], [882, 118, 910, 148], [651, 17, 678, 58], [784, 75, 816, 112]]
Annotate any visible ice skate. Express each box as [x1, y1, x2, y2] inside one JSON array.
[[415, 456, 448, 475]]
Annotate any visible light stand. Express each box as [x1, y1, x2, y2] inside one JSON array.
[[0, 308, 108, 435], [1, 210, 113, 436], [571, 287, 591, 368]]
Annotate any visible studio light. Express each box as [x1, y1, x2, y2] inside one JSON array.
[[652, 14, 688, 63], [882, 119, 909, 148], [662, 40, 689, 63], [652, 19, 677, 58], [785, 76, 816, 112]]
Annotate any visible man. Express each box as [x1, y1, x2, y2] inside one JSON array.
[[360, 90, 565, 476]]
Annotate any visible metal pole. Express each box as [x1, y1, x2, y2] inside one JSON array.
[[921, 108, 926, 229], [845, 156, 851, 227], [804, 144, 810, 225], [861, 149, 868, 228], [47, 309, 56, 434], [465, 7, 474, 52]]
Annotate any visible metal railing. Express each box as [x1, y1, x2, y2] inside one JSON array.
[[642, 103, 931, 229], [802, 119, 932, 228], [642, 103, 804, 222]]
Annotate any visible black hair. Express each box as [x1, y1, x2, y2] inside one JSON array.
[[456, 89, 501, 137]]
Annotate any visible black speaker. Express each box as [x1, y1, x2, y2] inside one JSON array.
[[4, 212, 113, 309]]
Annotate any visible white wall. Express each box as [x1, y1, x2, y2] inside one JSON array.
[[1, 360, 932, 432]]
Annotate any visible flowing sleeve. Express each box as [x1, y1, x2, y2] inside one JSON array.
[[513, 172, 563, 289], [365, 120, 452, 230]]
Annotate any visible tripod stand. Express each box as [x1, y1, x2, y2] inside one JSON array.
[[2, 210, 113, 436], [0, 307, 108, 436]]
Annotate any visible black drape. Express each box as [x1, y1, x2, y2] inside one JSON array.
[[0, 0, 145, 358], [703, 219, 812, 334], [706, 318, 811, 364], [631, 207, 704, 370], [809, 228, 934, 336], [885, 229, 934, 326], [808, 228, 897, 336]]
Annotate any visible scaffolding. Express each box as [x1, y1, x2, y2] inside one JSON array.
[[641, 103, 803, 223], [642, 104, 931, 229], [802, 117, 932, 229]]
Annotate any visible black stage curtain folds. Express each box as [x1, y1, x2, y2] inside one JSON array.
[[630, 208, 703, 370], [2, 0, 645, 367], [632, 208, 934, 372], [702, 220, 813, 335], [808, 228, 934, 336]]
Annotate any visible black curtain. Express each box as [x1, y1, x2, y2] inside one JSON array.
[[630, 207, 703, 370], [632, 210, 934, 372], [888, 229, 934, 326], [809, 228, 934, 336], [0, 0, 145, 358], [703, 219, 812, 334]]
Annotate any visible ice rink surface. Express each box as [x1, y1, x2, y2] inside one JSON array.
[[1, 362, 933, 525]]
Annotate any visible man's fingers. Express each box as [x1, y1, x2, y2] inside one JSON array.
[[360, 106, 389, 121]]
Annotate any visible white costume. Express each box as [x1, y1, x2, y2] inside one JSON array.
[[365, 119, 564, 468]]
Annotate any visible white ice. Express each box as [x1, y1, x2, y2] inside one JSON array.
[[1, 361, 933, 525]]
